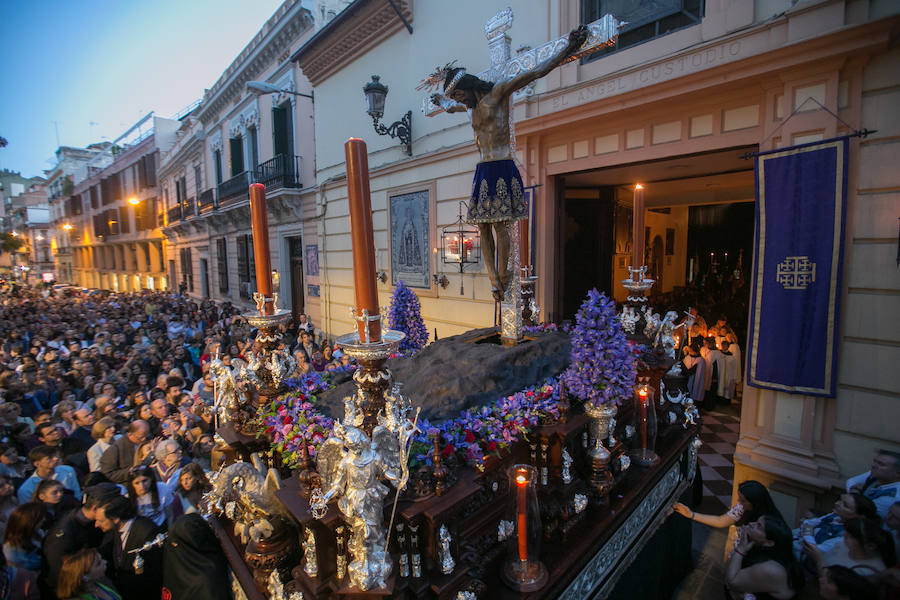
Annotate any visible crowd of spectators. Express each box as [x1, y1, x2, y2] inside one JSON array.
[[0, 282, 351, 599]]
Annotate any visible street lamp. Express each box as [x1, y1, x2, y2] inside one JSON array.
[[245, 81, 313, 100], [62, 223, 73, 231], [363, 76, 412, 156], [128, 197, 140, 205]]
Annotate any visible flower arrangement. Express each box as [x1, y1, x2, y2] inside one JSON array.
[[409, 378, 562, 471], [388, 280, 429, 354], [562, 289, 638, 407]]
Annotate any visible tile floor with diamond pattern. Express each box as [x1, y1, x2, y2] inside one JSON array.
[[671, 403, 741, 600]]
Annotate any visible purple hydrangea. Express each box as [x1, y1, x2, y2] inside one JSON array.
[[563, 289, 637, 406], [388, 280, 429, 354]]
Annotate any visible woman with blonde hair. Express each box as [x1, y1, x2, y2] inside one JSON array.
[[87, 418, 116, 473], [56, 548, 120, 600]]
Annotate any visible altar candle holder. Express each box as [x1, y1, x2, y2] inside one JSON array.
[[502, 464, 547, 592], [629, 385, 660, 467]]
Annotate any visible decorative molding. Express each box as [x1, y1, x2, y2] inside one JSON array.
[[560, 459, 686, 600], [230, 101, 260, 137], [208, 130, 223, 153], [272, 71, 297, 106], [198, 5, 314, 125], [292, 0, 413, 86]]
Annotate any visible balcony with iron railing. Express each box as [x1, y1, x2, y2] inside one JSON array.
[[167, 206, 182, 224], [254, 154, 301, 191], [216, 154, 302, 207], [183, 197, 196, 218], [217, 171, 252, 207], [197, 188, 215, 213]]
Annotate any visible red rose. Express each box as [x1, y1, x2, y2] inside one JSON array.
[[441, 444, 455, 457], [464, 430, 476, 443], [487, 441, 497, 451], [526, 390, 534, 397]]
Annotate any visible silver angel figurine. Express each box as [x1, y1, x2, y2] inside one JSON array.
[[208, 359, 240, 425], [619, 305, 639, 335], [303, 527, 318, 577], [561, 448, 573, 484], [269, 349, 297, 389], [438, 524, 455, 575], [310, 423, 404, 591]]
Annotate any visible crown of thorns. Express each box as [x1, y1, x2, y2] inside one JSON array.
[[417, 61, 466, 95]]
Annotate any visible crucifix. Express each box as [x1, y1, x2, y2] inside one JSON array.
[[420, 9, 620, 345]]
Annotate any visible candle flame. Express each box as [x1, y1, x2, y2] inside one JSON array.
[[634, 183, 644, 190], [639, 387, 648, 397], [516, 474, 527, 485]]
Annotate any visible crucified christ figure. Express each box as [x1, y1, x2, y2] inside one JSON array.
[[422, 25, 588, 301]]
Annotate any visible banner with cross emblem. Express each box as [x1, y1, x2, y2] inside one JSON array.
[[748, 138, 848, 396]]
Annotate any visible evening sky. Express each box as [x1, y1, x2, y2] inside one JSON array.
[[0, 0, 284, 178]]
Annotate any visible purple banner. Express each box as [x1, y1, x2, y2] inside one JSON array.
[[747, 138, 848, 397]]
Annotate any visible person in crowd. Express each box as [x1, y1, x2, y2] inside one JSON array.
[[100, 421, 150, 484], [125, 466, 171, 529], [31, 479, 77, 528], [0, 551, 39, 600], [817, 564, 877, 600], [35, 422, 64, 449], [189, 434, 214, 472], [725, 514, 803, 599], [93, 494, 162, 600], [171, 463, 210, 517], [87, 417, 117, 473], [794, 492, 878, 557], [68, 407, 96, 452], [2, 502, 47, 572], [0, 477, 17, 541], [298, 331, 318, 362], [674, 480, 782, 531], [56, 548, 121, 600], [681, 342, 707, 407], [151, 439, 185, 493], [803, 517, 896, 578], [296, 313, 314, 334], [846, 449, 900, 518], [0, 444, 27, 482], [884, 500, 900, 551], [17, 446, 81, 503], [161, 514, 231, 600], [40, 483, 120, 599], [701, 335, 726, 408]]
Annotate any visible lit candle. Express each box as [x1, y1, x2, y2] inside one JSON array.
[[345, 138, 381, 344], [639, 386, 648, 450], [516, 469, 528, 562], [632, 184, 645, 270], [249, 183, 274, 315]]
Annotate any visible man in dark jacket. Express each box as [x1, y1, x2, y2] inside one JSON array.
[[95, 494, 163, 600], [40, 483, 120, 598], [99, 420, 150, 483]]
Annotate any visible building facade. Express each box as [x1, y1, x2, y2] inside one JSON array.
[[293, 0, 900, 523], [162, 0, 319, 320], [46, 145, 112, 284], [67, 114, 178, 292], [7, 182, 52, 282]]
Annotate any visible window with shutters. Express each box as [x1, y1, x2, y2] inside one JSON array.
[[229, 136, 244, 176], [248, 127, 259, 173], [119, 206, 130, 234], [272, 102, 294, 158], [90, 186, 99, 209], [180, 247, 194, 292], [214, 150, 223, 185], [216, 238, 229, 294], [236, 234, 256, 299]]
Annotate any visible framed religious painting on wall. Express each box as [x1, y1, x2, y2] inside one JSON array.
[[388, 184, 435, 292]]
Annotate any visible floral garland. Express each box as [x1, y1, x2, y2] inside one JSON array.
[[258, 309, 634, 472]]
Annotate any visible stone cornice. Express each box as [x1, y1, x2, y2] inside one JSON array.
[[291, 0, 412, 86], [198, 2, 314, 126]]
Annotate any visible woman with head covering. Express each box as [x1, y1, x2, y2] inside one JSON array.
[[161, 514, 231, 600]]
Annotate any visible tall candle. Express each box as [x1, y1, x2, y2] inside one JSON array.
[[345, 138, 381, 344], [519, 218, 530, 270], [516, 470, 528, 562], [639, 387, 648, 449], [632, 184, 645, 270], [249, 183, 274, 315]]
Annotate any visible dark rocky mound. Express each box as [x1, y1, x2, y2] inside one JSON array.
[[317, 328, 571, 422]]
